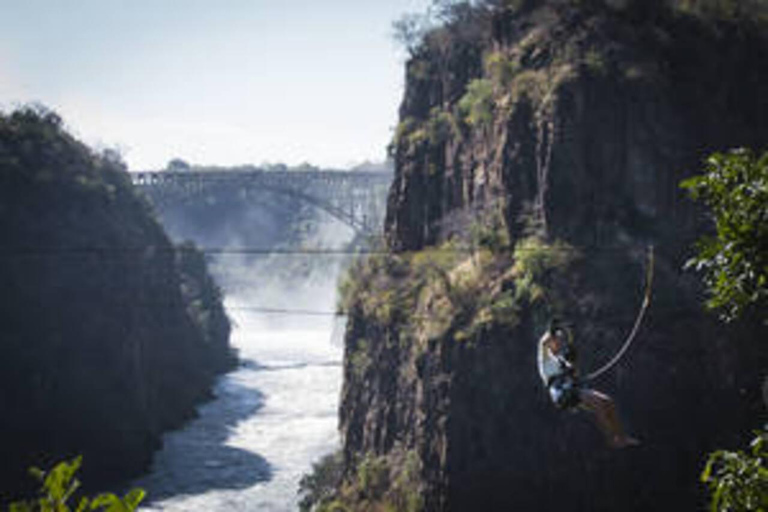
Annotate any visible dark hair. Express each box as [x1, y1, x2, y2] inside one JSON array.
[[548, 318, 563, 335]]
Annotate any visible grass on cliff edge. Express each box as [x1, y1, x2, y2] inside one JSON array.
[[337, 227, 578, 355]]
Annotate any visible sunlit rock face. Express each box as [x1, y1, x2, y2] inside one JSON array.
[[0, 110, 234, 500], [339, 3, 768, 511]]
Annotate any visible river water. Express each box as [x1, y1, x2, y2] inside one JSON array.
[[133, 266, 345, 511]]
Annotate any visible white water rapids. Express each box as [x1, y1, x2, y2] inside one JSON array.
[[133, 259, 346, 511]]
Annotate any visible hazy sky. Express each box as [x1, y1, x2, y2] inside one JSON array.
[[0, 0, 431, 170]]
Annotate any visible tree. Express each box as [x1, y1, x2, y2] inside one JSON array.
[[701, 428, 768, 512], [9, 457, 145, 512], [166, 158, 191, 172], [392, 12, 432, 56], [681, 148, 768, 323]]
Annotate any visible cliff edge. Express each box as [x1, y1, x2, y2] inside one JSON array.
[[0, 108, 235, 499], [333, 2, 768, 511]]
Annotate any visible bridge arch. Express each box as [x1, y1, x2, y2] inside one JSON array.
[[131, 170, 391, 235]]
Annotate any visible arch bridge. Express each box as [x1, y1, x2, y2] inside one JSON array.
[[131, 169, 392, 234]]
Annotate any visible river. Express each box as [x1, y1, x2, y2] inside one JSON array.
[[133, 257, 346, 511]]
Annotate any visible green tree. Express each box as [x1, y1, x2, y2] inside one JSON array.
[[681, 149, 768, 323], [701, 428, 768, 512], [9, 457, 145, 512]]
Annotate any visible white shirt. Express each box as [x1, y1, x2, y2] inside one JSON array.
[[538, 332, 565, 383]]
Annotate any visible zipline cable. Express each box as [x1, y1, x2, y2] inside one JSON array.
[[1, 244, 660, 257], [582, 245, 655, 382]]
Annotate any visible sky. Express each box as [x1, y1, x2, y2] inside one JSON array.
[[0, 0, 431, 170]]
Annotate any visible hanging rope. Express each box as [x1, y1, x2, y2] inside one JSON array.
[[582, 245, 655, 383]]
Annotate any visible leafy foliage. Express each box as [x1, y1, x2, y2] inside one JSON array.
[[426, 108, 461, 146], [339, 212, 576, 351], [484, 51, 519, 89], [701, 428, 768, 512], [512, 236, 576, 303], [308, 450, 423, 512], [392, 1, 500, 57], [298, 452, 344, 512], [356, 453, 390, 500], [392, 12, 433, 56], [390, 109, 461, 158], [681, 149, 768, 322], [458, 79, 496, 127], [8, 457, 145, 512]]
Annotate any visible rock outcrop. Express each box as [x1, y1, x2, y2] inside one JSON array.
[[0, 108, 235, 500], [336, 3, 768, 510]]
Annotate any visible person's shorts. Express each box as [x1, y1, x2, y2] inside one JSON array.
[[547, 373, 581, 410]]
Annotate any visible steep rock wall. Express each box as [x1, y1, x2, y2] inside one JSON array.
[[0, 109, 235, 499], [339, 4, 768, 511]]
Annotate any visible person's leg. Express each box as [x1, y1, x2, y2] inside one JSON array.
[[578, 388, 639, 448]]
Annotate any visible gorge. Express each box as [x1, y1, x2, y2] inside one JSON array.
[[131, 161, 379, 510], [2, 1, 767, 511], [0, 108, 385, 510]]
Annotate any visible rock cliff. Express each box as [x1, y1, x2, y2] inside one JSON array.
[[335, 2, 768, 510], [0, 108, 235, 500]]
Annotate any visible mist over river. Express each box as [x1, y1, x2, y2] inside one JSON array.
[[132, 216, 354, 511]]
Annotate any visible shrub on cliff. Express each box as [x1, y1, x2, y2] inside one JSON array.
[[300, 450, 424, 512], [458, 78, 496, 127], [338, 218, 575, 355], [298, 452, 344, 512]]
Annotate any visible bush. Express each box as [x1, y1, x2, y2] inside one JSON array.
[[458, 79, 496, 127], [701, 428, 768, 512], [357, 453, 390, 500], [298, 451, 344, 512], [512, 236, 578, 304], [681, 149, 768, 323], [426, 108, 461, 145], [339, 221, 576, 345], [9, 457, 145, 512], [485, 51, 519, 89]]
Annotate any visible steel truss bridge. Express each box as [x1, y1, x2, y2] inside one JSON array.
[[131, 169, 392, 234]]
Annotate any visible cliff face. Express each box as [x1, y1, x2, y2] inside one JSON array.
[[0, 108, 235, 499], [338, 3, 768, 511]]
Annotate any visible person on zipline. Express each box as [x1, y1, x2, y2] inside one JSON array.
[[538, 324, 639, 448]]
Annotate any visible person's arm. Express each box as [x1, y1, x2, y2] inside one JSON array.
[[555, 353, 574, 370]]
